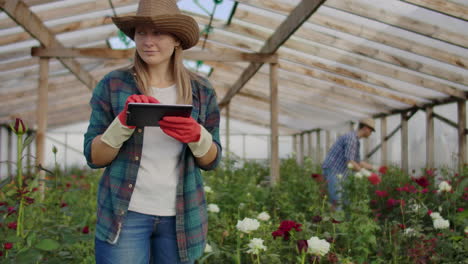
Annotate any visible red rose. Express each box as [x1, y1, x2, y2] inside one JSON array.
[[4, 243, 13, 250], [368, 173, 381, 185], [10, 118, 27, 135], [82, 226, 90, 234], [375, 190, 389, 197], [312, 215, 322, 223], [7, 222, 17, 230], [457, 208, 464, 212], [297, 240, 308, 253], [378, 166, 388, 174], [278, 220, 302, 232], [413, 176, 430, 188]]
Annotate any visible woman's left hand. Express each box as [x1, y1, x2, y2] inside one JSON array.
[[159, 116, 201, 143]]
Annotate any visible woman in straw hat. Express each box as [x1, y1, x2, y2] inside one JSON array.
[[83, 0, 221, 263]]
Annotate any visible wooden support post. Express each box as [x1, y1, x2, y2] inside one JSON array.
[[308, 132, 313, 159], [26, 131, 32, 176], [458, 100, 466, 171], [325, 130, 331, 153], [426, 106, 434, 169], [270, 62, 280, 185], [381, 117, 387, 165], [64, 132, 68, 173], [225, 104, 230, 161], [363, 137, 370, 162], [293, 135, 297, 157], [299, 133, 304, 166], [242, 134, 246, 160], [401, 112, 409, 174], [0, 127, 2, 179], [7, 128, 12, 181], [36, 57, 49, 197], [316, 130, 322, 164]]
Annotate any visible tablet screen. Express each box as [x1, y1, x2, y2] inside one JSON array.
[[126, 103, 193, 127]]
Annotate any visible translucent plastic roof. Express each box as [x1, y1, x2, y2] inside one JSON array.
[[0, 0, 467, 134]]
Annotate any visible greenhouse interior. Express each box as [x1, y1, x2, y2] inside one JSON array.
[[0, 0, 467, 263]]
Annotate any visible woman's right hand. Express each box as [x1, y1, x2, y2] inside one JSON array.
[[118, 95, 160, 128]]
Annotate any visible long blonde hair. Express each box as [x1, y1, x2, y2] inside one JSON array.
[[132, 46, 199, 104]]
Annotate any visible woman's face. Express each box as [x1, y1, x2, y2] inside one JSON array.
[[134, 25, 180, 67]]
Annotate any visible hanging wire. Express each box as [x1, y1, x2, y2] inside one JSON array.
[[193, 0, 223, 72], [108, 0, 118, 17]]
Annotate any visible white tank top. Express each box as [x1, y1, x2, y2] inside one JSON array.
[[128, 84, 182, 216]]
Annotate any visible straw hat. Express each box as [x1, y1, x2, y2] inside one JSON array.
[[112, 0, 199, 50], [359, 118, 375, 132]]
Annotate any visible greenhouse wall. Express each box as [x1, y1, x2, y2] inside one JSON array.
[[0, 102, 464, 180]]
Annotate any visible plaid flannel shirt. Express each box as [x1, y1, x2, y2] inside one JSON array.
[[83, 69, 222, 262], [322, 131, 360, 178]]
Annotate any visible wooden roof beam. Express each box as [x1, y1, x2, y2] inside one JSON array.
[[324, 0, 468, 49], [30, 47, 278, 63], [218, 0, 327, 108], [1, 0, 97, 90], [400, 0, 468, 21], [231, 4, 467, 98]]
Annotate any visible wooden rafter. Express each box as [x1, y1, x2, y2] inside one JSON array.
[[324, 0, 468, 48], [30, 47, 278, 63], [218, 0, 327, 107], [1, 0, 97, 90], [237, 0, 467, 69], [231, 4, 466, 98], [400, 0, 468, 21]]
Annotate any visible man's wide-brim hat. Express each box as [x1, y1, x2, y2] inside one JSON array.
[[112, 0, 199, 50], [359, 118, 375, 132]]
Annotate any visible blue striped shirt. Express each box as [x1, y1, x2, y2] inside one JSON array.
[[322, 131, 360, 177]]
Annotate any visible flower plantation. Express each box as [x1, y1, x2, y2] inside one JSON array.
[[1, 155, 467, 263]]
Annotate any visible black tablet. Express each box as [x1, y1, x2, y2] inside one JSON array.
[[126, 103, 193, 127]]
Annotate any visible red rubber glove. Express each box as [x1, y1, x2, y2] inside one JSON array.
[[118, 94, 160, 128], [159, 116, 201, 143]]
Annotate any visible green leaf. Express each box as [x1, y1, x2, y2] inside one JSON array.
[[15, 248, 42, 264], [35, 238, 60, 251], [26, 232, 36, 247], [21, 134, 35, 152], [4, 234, 23, 243]]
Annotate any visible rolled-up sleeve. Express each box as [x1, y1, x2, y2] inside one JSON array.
[[198, 82, 222, 171]]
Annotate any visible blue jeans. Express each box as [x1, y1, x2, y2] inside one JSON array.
[[95, 211, 194, 264], [323, 168, 342, 206]]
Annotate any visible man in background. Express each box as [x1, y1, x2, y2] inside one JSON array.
[[322, 118, 378, 208]]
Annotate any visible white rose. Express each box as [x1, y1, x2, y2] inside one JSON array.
[[354, 171, 364, 179], [430, 212, 443, 220], [438, 181, 452, 192], [347, 162, 354, 169], [409, 203, 421, 212], [464, 226, 468, 234], [433, 218, 450, 229], [257, 212, 270, 221], [246, 238, 267, 254], [204, 186, 213, 193], [236, 218, 260, 234], [204, 243, 213, 253], [337, 174, 343, 180], [360, 168, 372, 177], [307, 236, 330, 256], [404, 228, 416, 236], [207, 204, 220, 213]]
